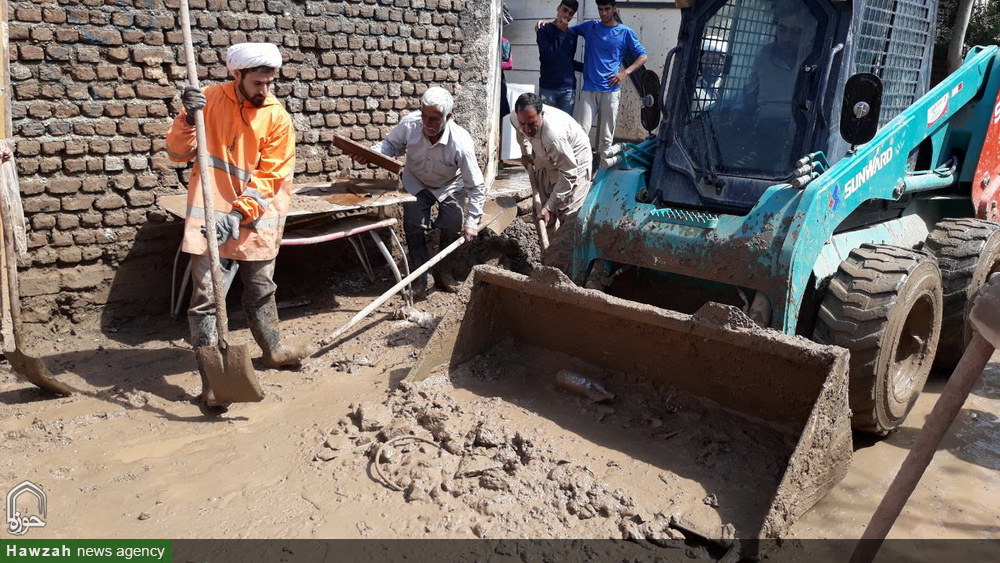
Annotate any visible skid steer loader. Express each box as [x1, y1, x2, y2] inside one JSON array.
[[407, 0, 1000, 553]]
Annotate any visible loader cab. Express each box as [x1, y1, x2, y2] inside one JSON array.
[[650, 0, 842, 214], [648, 0, 938, 215]]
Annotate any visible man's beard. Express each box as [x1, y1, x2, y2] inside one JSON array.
[[239, 80, 266, 108]]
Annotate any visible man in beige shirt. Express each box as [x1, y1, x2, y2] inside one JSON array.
[[512, 93, 592, 231]]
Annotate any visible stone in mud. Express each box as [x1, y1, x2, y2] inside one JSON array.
[[315, 450, 338, 462], [456, 454, 502, 478], [377, 419, 418, 441], [324, 433, 352, 451], [472, 423, 507, 448], [352, 403, 392, 432], [478, 468, 510, 491]]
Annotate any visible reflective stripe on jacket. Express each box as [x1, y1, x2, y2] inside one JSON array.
[[166, 81, 295, 261]]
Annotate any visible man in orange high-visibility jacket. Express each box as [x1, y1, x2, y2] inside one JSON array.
[[167, 42, 302, 404]]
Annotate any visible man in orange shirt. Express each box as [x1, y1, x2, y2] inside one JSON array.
[[167, 43, 302, 404]]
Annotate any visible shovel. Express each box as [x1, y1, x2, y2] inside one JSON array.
[[0, 169, 71, 396], [179, 0, 262, 404], [850, 332, 995, 563], [312, 196, 518, 353], [524, 161, 549, 252]]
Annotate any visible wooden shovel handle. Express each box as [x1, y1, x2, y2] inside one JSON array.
[[524, 162, 550, 252], [178, 0, 230, 342], [850, 333, 995, 563]]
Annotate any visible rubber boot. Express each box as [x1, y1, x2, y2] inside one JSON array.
[[245, 298, 304, 370], [188, 315, 227, 408], [433, 229, 461, 293]]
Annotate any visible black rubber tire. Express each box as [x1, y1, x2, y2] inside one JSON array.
[[924, 218, 1000, 370], [813, 244, 943, 435]]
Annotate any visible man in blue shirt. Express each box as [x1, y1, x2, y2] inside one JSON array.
[[536, 0, 582, 115], [572, 0, 647, 166]]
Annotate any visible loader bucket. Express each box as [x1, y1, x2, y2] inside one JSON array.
[[407, 266, 852, 554]]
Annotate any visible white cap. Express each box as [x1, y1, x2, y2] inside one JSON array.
[[226, 43, 282, 73]]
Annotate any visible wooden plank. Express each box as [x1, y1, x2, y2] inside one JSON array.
[[332, 134, 403, 174], [157, 179, 414, 219]]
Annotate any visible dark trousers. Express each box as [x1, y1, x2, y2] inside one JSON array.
[[402, 188, 465, 270]]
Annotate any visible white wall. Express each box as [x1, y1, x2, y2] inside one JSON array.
[[503, 1, 683, 143]]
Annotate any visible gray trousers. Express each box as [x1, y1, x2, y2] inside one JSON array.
[[576, 90, 621, 162], [188, 253, 277, 319], [402, 189, 466, 270]]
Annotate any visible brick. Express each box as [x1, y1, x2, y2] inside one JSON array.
[[61, 265, 106, 290], [31, 214, 56, 231], [104, 210, 127, 227], [19, 270, 60, 297], [104, 157, 125, 172], [62, 195, 95, 211], [127, 191, 156, 207], [57, 247, 83, 264], [80, 29, 122, 46], [95, 193, 126, 210], [16, 7, 43, 22], [51, 230, 73, 247], [82, 177, 107, 193], [19, 46, 44, 61], [47, 178, 83, 195], [22, 196, 60, 213], [57, 215, 80, 230]]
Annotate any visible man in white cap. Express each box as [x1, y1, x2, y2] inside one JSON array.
[[166, 42, 302, 406], [360, 86, 487, 298], [693, 36, 727, 113]]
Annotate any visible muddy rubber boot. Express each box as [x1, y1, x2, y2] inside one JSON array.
[[408, 273, 431, 302], [188, 315, 227, 409], [432, 230, 461, 293], [245, 299, 304, 370]]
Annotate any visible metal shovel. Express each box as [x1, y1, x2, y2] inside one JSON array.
[[0, 176, 71, 396], [179, 0, 261, 404], [312, 196, 518, 353]]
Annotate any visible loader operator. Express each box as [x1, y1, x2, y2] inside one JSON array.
[[167, 43, 304, 405], [363, 87, 487, 298], [512, 93, 592, 231], [737, 8, 815, 171]]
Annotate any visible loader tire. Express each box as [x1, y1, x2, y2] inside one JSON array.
[[924, 218, 1000, 370], [813, 244, 942, 435]]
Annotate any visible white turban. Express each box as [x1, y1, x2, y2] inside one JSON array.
[[226, 43, 282, 73]]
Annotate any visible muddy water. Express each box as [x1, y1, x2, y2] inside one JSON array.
[[789, 356, 1000, 542]]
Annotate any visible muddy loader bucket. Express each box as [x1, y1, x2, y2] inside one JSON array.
[[407, 266, 852, 553]]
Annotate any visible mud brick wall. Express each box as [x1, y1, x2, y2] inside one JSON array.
[[6, 0, 500, 326]]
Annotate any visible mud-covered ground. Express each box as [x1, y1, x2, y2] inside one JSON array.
[[1, 217, 998, 561]]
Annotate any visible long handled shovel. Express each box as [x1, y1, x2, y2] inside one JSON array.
[[179, 0, 262, 404], [312, 196, 518, 354], [849, 332, 995, 563], [0, 168, 71, 396], [523, 162, 549, 252]]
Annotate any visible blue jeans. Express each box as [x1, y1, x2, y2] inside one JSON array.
[[539, 88, 576, 116]]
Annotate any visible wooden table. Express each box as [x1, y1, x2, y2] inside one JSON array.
[[158, 180, 417, 318]]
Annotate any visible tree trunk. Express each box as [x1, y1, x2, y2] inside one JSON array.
[[948, 0, 976, 72]]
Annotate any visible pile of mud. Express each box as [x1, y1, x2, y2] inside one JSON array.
[[316, 376, 719, 554], [463, 219, 543, 276]]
